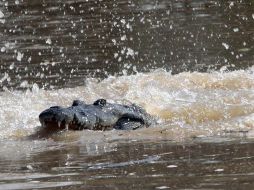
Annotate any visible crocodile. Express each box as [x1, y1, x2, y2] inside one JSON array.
[[38, 99, 154, 134]]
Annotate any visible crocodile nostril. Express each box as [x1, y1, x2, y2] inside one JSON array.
[[72, 100, 85, 106]]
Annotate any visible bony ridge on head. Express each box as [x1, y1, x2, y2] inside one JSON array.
[[72, 100, 86, 106]]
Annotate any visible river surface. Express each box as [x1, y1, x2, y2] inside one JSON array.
[[0, 0, 254, 189]]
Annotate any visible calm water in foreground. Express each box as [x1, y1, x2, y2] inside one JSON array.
[[1, 137, 254, 190], [0, 0, 254, 189]]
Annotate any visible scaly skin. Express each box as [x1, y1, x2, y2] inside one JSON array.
[[39, 99, 154, 131]]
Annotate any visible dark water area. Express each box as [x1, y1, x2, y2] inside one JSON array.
[[1, 138, 254, 190], [0, 0, 253, 89]]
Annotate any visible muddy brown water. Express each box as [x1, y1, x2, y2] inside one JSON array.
[[1, 137, 254, 190], [0, 0, 254, 189]]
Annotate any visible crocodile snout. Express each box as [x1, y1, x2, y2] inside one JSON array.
[[39, 106, 74, 130]]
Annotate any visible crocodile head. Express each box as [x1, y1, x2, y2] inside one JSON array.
[[39, 106, 75, 130]]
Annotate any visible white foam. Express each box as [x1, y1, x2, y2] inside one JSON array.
[[0, 69, 253, 140]]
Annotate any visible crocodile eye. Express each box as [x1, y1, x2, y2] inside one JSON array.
[[93, 99, 107, 106]]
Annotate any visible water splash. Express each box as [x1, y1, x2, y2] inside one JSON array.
[[0, 68, 253, 140]]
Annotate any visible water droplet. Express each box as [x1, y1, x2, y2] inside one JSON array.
[[233, 28, 239, 32], [114, 53, 118, 58], [156, 186, 170, 189], [9, 63, 15, 70], [0, 10, 4, 18], [121, 35, 127, 41], [32, 83, 39, 93], [46, 38, 52, 45], [222, 43, 229, 50], [1, 47, 6, 52], [214, 168, 224, 172], [17, 52, 23, 61], [126, 48, 134, 57], [167, 165, 178, 168]]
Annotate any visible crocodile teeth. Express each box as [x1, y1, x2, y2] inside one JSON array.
[[41, 121, 46, 128], [58, 121, 61, 128], [65, 123, 69, 131]]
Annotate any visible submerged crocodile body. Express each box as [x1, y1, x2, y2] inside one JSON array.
[[38, 99, 154, 132]]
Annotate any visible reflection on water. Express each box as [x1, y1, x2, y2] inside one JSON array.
[[1, 139, 254, 190], [0, 0, 254, 89]]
